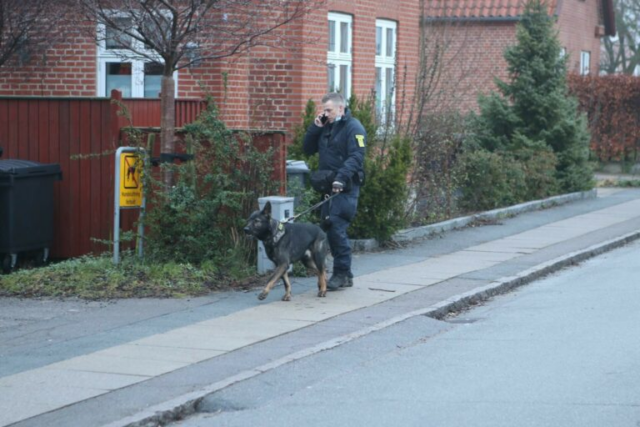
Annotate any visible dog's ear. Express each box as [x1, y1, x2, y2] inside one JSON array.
[[262, 201, 272, 217]]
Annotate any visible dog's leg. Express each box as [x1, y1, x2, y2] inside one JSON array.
[[318, 267, 327, 297], [258, 264, 288, 300], [281, 272, 292, 302], [311, 242, 328, 298]]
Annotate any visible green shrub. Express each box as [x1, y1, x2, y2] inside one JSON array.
[[143, 102, 279, 267], [408, 111, 466, 225], [348, 95, 412, 241], [349, 133, 412, 241], [515, 147, 559, 200], [456, 149, 527, 212]]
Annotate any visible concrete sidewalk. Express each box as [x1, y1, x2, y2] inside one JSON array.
[[2, 187, 640, 427]]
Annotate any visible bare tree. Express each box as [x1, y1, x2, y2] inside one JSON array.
[[399, 0, 493, 136], [602, 0, 640, 74], [0, 0, 70, 69], [399, 0, 490, 223], [74, 0, 321, 186]]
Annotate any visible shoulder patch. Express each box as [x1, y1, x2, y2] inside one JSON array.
[[355, 134, 365, 148]]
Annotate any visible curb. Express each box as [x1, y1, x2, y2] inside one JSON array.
[[351, 189, 597, 252], [106, 219, 638, 427]]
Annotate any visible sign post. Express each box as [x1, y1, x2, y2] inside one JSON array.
[[113, 147, 146, 264]]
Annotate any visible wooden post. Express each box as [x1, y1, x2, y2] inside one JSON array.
[[109, 89, 128, 146]]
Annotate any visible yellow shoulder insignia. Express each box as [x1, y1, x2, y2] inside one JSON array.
[[355, 135, 365, 148]]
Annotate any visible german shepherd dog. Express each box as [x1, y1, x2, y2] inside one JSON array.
[[244, 201, 329, 301]]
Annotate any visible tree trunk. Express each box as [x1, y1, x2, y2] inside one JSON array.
[[160, 75, 176, 188]]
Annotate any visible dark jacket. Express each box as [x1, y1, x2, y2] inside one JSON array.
[[303, 108, 366, 187]]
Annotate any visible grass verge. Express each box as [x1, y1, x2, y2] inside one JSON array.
[[0, 253, 262, 299], [596, 178, 640, 188]]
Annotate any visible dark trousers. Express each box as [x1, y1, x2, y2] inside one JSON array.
[[321, 187, 359, 277]]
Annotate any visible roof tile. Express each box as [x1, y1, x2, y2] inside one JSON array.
[[423, 0, 558, 18]]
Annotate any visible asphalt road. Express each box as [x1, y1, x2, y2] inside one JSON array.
[[172, 240, 640, 427]]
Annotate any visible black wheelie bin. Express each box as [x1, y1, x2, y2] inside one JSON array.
[[0, 159, 62, 273]]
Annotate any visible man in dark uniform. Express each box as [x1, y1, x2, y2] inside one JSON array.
[[303, 92, 366, 290]]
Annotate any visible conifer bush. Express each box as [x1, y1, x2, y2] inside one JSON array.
[[463, 0, 593, 209]]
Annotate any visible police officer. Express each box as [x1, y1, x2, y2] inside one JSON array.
[[303, 92, 366, 290]]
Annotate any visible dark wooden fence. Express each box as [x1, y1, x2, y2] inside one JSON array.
[[0, 92, 286, 258]]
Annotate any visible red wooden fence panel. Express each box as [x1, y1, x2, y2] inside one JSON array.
[[0, 97, 116, 257], [121, 98, 207, 128], [0, 93, 284, 259]]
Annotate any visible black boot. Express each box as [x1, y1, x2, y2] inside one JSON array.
[[327, 273, 349, 290], [342, 276, 353, 288]]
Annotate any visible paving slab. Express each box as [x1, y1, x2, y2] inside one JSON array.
[[0, 384, 106, 426], [96, 344, 223, 364], [0, 369, 145, 391], [358, 268, 445, 284], [45, 353, 189, 377]]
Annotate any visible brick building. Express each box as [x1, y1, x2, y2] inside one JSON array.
[[0, 1, 618, 259], [0, 0, 615, 135], [421, 0, 616, 112], [0, 1, 421, 137]]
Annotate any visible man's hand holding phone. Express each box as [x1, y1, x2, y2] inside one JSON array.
[[315, 113, 328, 127]]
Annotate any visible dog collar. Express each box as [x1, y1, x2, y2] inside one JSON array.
[[273, 221, 286, 243]]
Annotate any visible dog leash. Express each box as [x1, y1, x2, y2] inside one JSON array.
[[282, 192, 340, 224]]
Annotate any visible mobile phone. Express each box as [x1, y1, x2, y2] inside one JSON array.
[[320, 114, 328, 124]]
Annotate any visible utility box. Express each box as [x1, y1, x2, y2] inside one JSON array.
[[257, 196, 294, 274], [286, 160, 310, 208], [0, 159, 62, 272]]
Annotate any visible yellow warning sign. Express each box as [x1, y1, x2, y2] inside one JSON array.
[[119, 153, 143, 207]]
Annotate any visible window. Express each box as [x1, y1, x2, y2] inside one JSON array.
[[375, 19, 397, 126], [97, 13, 177, 98], [143, 62, 164, 98], [106, 62, 133, 97], [560, 47, 567, 58], [327, 12, 352, 99], [580, 51, 591, 76]]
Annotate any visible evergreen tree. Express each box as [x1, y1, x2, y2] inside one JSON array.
[[471, 0, 593, 192]]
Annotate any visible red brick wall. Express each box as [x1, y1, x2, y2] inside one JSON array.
[[183, 0, 422, 138], [0, 1, 604, 133], [557, 0, 604, 75], [420, 21, 516, 114], [0, 1, 419, 138], [0, 26, 97, 97]]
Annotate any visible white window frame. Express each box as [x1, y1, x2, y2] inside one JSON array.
[[327, 12, 352, 99], [580, 50, 591, 76], [96, 12, 177, 98], [375, 19, 397, 126]]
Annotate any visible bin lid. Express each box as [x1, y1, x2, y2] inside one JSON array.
[[0, 159, 62, 176], [286, 160, 309, 172]]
